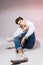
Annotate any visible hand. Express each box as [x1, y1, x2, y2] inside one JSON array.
[[21, 36, 27, 45], [6, 37, 14, 42]]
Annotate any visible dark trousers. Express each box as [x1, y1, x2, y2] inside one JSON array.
[[14, 31, 35, 51]]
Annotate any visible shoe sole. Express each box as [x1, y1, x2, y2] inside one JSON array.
[[10, 57, 28, 64]]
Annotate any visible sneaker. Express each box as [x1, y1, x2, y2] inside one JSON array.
[[10, 54, 28, 64]]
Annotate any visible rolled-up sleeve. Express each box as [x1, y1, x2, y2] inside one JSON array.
[[14, 28, 23, 38]]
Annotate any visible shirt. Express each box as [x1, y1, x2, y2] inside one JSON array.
[[14, 20, 35, 38]]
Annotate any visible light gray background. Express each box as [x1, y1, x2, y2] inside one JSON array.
[[0, 1, 43, 65], [0, 0, 43, 38]]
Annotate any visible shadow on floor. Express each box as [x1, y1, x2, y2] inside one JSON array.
[[23, 40, 40, 52], [6, 40, 40, 50], [6, 47, 15, 49], [33, 40, 40, 49]]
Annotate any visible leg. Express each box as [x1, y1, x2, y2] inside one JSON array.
[[11, 32, 29, 64], [14, 36, 23, 54], [14, 31, 27, 54], [23, 32, 36, 49]]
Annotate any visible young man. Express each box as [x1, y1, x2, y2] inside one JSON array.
[[11, 17, 35, 64]]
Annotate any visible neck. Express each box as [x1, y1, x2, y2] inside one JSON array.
[[21, 24, 27, 29]]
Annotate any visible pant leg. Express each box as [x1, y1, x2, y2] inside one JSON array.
[[14, 36, 22, 51], [22, 32, 36, 49], [14, 31, 27, 51]]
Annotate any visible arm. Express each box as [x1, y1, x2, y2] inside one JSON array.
[[6, 28, 23, 42], [14, 27, 23, 37], [25, 22, 35, 38]]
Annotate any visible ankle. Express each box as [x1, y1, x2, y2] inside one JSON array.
[[17, 49, 23, 55]]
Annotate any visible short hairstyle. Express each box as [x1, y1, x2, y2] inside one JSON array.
[[15, 17, 23, 24]]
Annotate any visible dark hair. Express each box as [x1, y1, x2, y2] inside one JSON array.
[[15, 17, 23, 24]]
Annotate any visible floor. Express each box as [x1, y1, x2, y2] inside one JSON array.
[[0, 37, 43, 65]]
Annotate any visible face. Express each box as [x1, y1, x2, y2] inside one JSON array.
[[18, 20, 25, 28]]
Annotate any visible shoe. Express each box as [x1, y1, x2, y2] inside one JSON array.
[[11, 57, 28, 64], [10, 54, 28, 64]]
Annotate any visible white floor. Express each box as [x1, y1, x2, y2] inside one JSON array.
[[0, 37, 43, 65]]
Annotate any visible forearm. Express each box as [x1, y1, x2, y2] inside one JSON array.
[[25, 25, 35, 38]]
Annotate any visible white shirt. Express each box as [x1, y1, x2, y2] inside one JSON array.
[[14, 20, 35, 38]]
